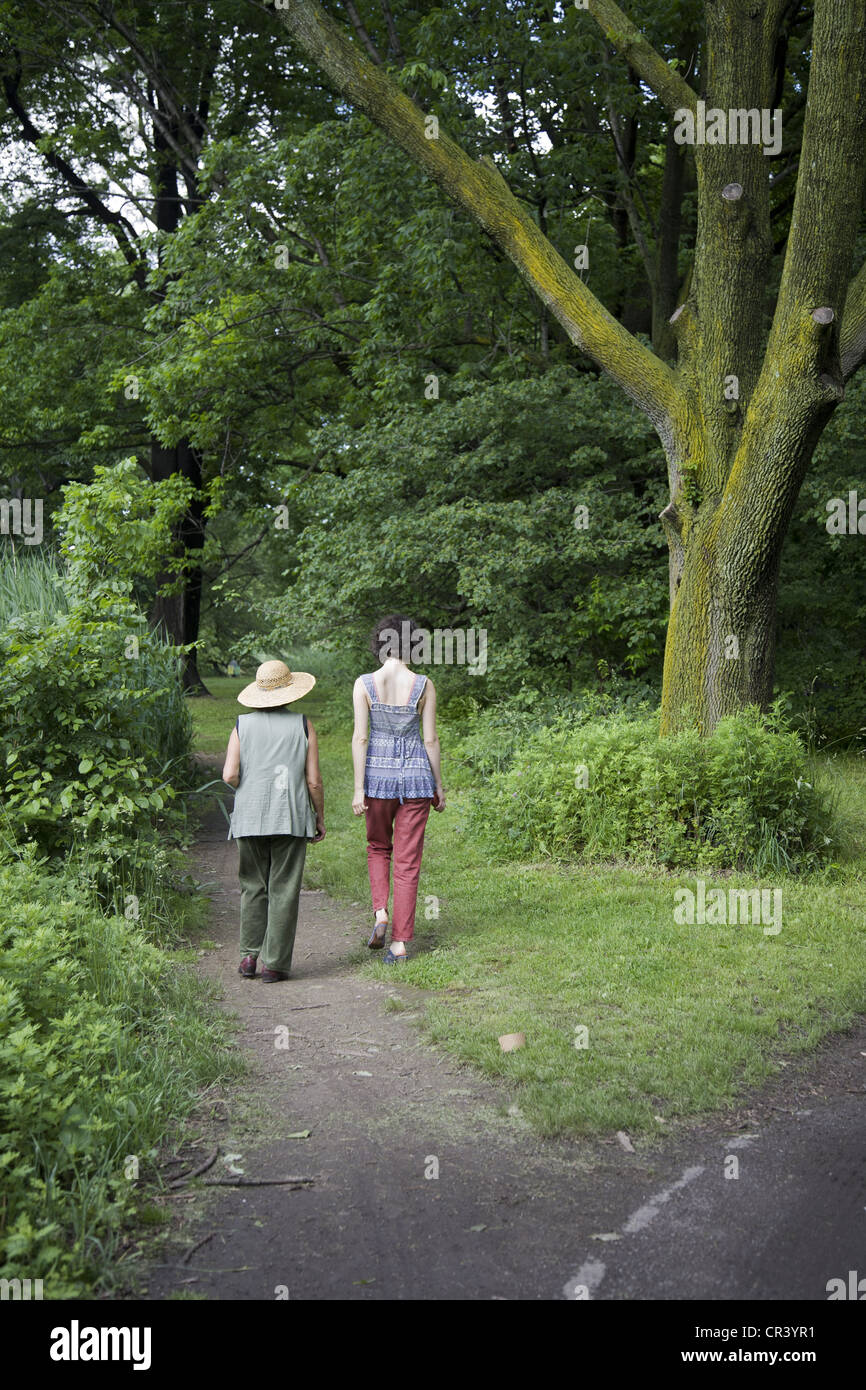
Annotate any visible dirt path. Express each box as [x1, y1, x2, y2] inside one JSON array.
[[141, 779, 866, 1301]]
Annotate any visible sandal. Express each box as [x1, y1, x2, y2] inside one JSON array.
[[382, 947, 407, 964], [367, 917, 389, 950]]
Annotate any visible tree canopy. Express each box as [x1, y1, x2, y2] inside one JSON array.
[[1, 1, 864, 740]]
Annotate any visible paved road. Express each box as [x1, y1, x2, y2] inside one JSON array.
[[142, 794, 866, 1303], [561, 1089, 866, 1300]]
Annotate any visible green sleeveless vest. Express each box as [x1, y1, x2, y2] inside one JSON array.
[[228, 710, 317, 840]]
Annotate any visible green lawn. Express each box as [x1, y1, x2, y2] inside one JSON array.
[[187, 674, 866, 1138]]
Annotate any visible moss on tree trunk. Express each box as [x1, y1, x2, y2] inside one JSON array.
[[278, 0, 866, 732]]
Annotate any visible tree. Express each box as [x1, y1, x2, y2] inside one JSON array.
[[280, 368, 668, 697], [0, 0, 310, 688], [274, 0, 866, 732]]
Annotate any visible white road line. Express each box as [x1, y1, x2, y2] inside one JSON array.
[[563, 1261, 607, 1300], [622, 1164, 706, 1234], [725, 1134, 760, 1150], [562, 1164, 706, 1299]]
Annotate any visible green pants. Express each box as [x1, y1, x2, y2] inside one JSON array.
[[237, 834, 307, 974]]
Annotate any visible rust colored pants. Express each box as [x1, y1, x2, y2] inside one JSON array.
[[365, 796, 432, 942]]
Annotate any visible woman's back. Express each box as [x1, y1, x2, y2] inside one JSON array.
[[229, 709, 316, 839], [367, 664, 422, 707], [361, 669, 434, 802], [352, 620, 445, 963]]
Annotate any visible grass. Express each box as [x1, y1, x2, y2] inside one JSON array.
[[0, 547, 69, 620], [187, 670, 866, 1140]]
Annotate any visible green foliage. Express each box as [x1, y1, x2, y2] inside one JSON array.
[[0, 547, 68, 621], [0, 547, 231, 1293], [280, 367, 669, 698], [0, 0, 860, 752], [776, 370, 866, 748], [442, 678, 658, 783], [0, 603, 190, 864], [467, 703, 835, 872], [0, 849, 237, 1292], [0, 550, 193, 879], [0, 252, 145, 498], [57, 458, 198, 603]]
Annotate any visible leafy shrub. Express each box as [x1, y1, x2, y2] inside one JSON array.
[[0, 510, 229, 1295], [0, 554, 193, 874], [442, 679, 658, 787], [0, 849, 238, 1293], [466, 703, 836, 872]]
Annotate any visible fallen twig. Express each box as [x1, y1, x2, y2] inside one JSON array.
[[248, 1003, 329, 1012], [202, 1176, 316, 1187], [181, 1232, 216, 1266], [169, 1145, 220, 1189], [152, 1263, 259, 1273]]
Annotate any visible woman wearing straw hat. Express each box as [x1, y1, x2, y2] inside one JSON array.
[[352, 615, 445, 963], [222, 659, 324, 983]]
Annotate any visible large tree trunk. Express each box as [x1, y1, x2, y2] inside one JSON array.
[[147, 94, 210, 694], [654, 0, 859, 731], [659, 411, 838, 732], [277, 0, 866, 733], [661, 499, 781, 731], [149, 439, 209, 694]]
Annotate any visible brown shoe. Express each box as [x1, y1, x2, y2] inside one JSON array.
[[261, 968, 290, 983], [238, 954, 257, 978]]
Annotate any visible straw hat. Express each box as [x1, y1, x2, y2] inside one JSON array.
[[237, 659, 316, 708]]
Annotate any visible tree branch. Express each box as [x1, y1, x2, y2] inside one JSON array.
[[749, 0, 866, 416], [275, 0, 686, 451], [379, 0, 403, 62], [584, 0, 697, 118], [343, 1, 382, 65], [841, 258, 866, 381], [720, 0, 866, 575], [606, 100, 654, 289], [1, 54, 144, 282], [92, 2, 210, 160]]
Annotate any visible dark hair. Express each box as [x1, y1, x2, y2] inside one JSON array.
[[369, 613, 424, 663]]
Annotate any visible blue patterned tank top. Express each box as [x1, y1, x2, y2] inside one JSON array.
[[362, 671, 436, 803]]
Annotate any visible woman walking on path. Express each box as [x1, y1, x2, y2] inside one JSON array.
[[352, 615, 445, 963], [222, 659, 325, 983]]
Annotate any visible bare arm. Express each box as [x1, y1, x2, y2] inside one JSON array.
[[305, 719, 325, 840], [351, 676, 369, 815], [420, 679, 445, 811], [222, 726, 240, 788]]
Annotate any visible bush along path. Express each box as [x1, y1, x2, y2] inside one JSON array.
[[139, 764, 866, 1301]]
